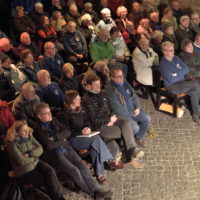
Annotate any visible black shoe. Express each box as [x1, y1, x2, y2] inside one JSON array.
[[126, 147, 135, 162], [94, 189, 113, 200]]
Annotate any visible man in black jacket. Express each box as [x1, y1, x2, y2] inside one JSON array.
[[33, 103, 113, 199], [179, 39, 200, 82], [82, 72, 144, 163]]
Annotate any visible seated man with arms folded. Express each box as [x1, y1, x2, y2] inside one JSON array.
[[159, 41, 200, 125], [12, 82, 40, 127]]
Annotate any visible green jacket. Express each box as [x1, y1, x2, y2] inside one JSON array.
[[6, 136, 43, 177], [90, 38, 116, 62]]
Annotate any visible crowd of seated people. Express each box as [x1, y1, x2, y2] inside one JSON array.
[[1, 0, 200, 199]]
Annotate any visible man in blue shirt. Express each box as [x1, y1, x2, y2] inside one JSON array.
[[36, 69, 64, 114], [159, 41, 200, 124], [40, 42, 64, 82]]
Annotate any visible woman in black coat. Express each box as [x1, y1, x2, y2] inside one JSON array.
[[57, 90, 124, 184]]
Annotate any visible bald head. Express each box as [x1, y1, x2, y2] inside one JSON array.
[[20, 32, 31, 45], [44, 42, 56, 57], [37, 70, 51, 87], [0, 38, 11, 52], [67, 21, 76, 33]]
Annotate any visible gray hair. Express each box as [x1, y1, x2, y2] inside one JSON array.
[[80, 13, 92, 23], [151, 30, 163, 40], [101, 8, 111, 15]]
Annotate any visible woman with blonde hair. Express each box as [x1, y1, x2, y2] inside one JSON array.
[[5, 120, 65, 200]]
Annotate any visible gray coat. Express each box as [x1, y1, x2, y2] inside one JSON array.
[[6, 136, 43, 177], [179, 50, 200, 77], [105, 81, 141, 119]]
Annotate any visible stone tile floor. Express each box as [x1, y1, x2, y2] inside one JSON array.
[[63, 98, 200, 200]]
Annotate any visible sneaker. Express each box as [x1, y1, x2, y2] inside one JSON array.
[[135, 139, 145, 148], [193, 115, 200, 126], [107, 160, 124, 170], [94, 189, 113, 200], [126, 148, 144, 162], [132, 150, 144, 159]]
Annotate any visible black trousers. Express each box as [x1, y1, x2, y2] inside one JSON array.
[[18, 160, 63, 200], [57, 148, 99, 197]]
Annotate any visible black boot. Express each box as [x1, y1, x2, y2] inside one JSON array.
[[94, 189, 113, 200]]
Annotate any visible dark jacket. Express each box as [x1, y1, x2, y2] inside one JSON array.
[[149, 20, 162, 31], [40, 53, 64, 82], [65, 13, 81, 26], [172, 8, 185, 24], [162, 34, 179, 52], [179, 50, 200, 77], [33, 118, 71, 168], [12, 94, 40, 127], [29, 10, 49, 28], [13, 15, 36, 35], [127, 10, 143, 28], [18, 62, 40, 83], [0, 73, 15, 102], [57, 107, 90, 137], [82, 91, 113, 130], [0, 49, 19, 65], [35, 82, 64, 108], [175, 26, 194, 47], [63, 30, 88, 57], [78, 23, 95, 46], [59, 76, 80, 92], [16, 42, 40, 59]]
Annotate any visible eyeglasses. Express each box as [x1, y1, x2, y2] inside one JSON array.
[[40, 111, 51, 115], [164, 49, 174, 52], [114, 75, 124, 79], [45, 47, 55, 50]]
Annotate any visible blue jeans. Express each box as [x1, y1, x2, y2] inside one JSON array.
[[128, 110, 150, 139], [69, 135, 113, 176]]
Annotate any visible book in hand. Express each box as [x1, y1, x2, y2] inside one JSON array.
[[76, 131, 100, 138]]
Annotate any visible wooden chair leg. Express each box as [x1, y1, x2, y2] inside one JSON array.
[[173, 98, 179, 117], [156, 92, 161, 110]]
